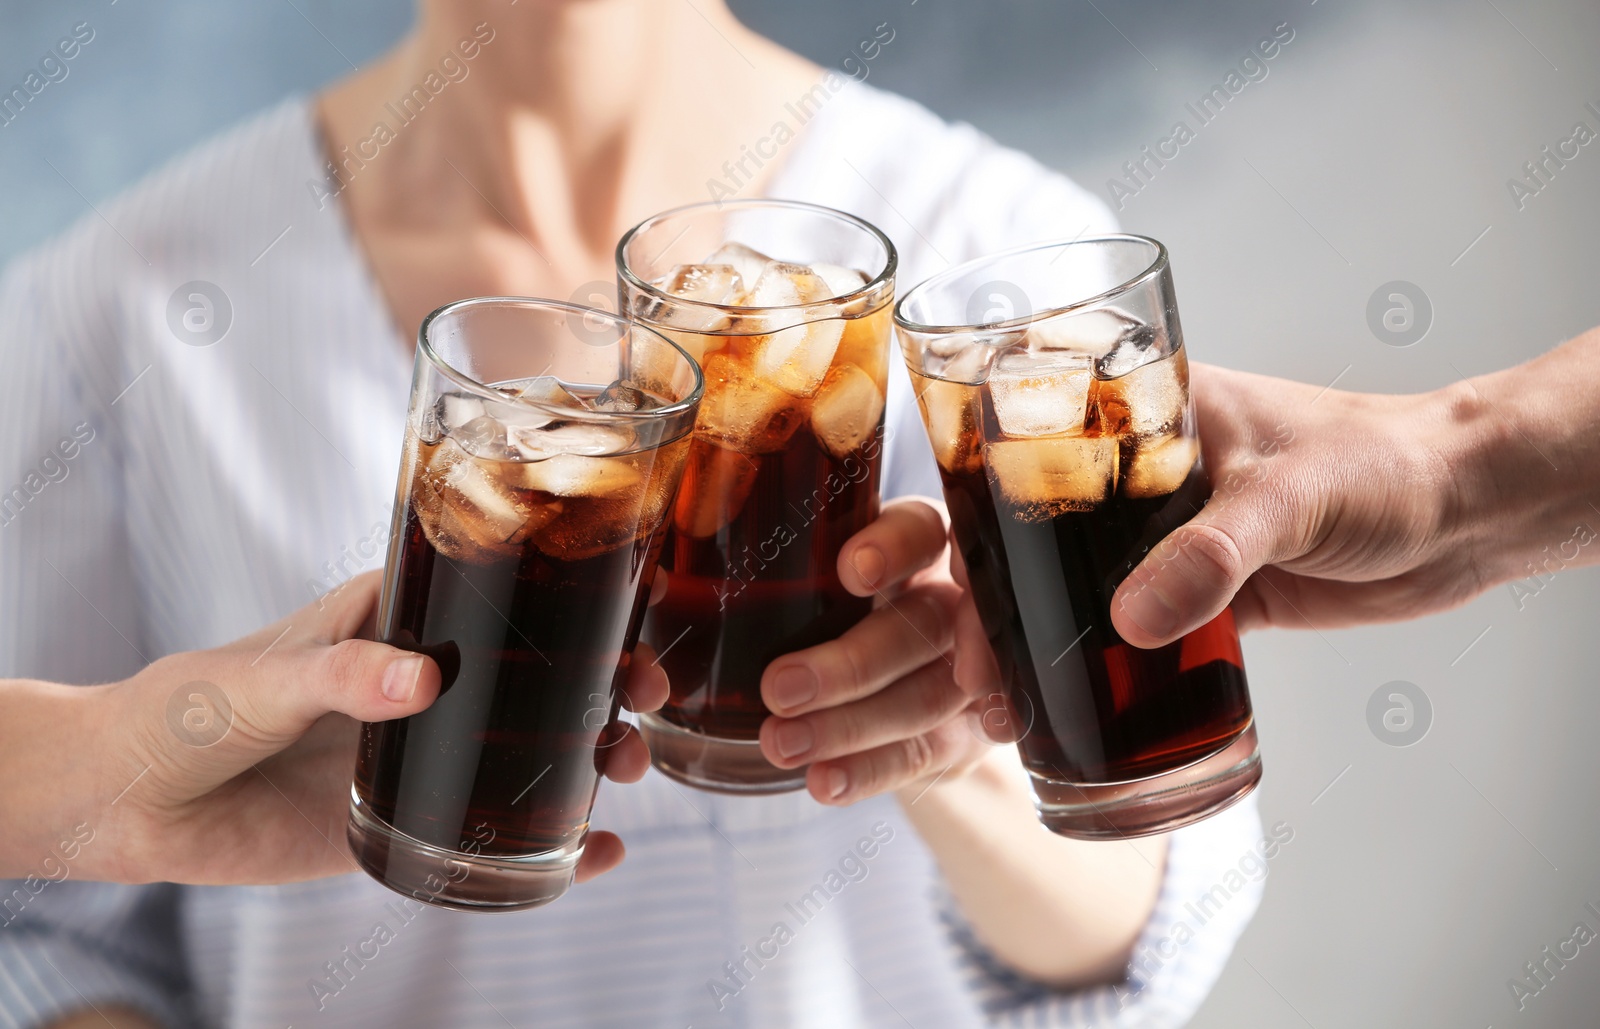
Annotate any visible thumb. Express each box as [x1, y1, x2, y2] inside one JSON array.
[[1111, 484, 1285, 648], [146, 574, 441, 785], [239, 572, 442, 741]]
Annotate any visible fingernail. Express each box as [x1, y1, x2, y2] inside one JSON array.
[[770, 667, 818, 710], [824, 766, 849, 801], [773, 719, 815, 760], [851, 546, 886, 589], [1120, 586, 1180, 641], [382, 656, 424, 703]]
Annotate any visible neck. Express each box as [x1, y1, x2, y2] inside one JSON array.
[[322, 0, 815, 267]]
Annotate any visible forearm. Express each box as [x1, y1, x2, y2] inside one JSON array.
[[0, 679, 111, 878], [1443, 326, 1600, 584], [896, 746, 1165, 988]]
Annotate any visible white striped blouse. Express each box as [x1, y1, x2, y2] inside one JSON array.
[[0, 80, 1264, 1028]]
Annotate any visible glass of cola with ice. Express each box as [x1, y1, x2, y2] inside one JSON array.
[[348, 298, 703, 910], [617, 200, 897, 793], [894, 235, 1261, 838]]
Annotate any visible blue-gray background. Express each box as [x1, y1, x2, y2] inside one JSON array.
[[4, 1, 1599, 1025]]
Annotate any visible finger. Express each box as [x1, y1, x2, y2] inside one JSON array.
[[572, 830, 624, 883], [949, 590, 999, 700], [648, 568, 669, 608], [760, 583, 957, 717], [597, 722, 652, 783], [306, 570, 385, 643], [1110, 474, 1299, 648], [837, 498, 950, 596], [760, 657, 966, 769], [619, 644, 669, 713], [806, 718, 979, 805], [212, 641, 440, 755]]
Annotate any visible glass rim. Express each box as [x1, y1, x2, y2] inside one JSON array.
[[416, 296, 705, 423], [893, 233, 1168, 335], [614, 198, 899, 315]]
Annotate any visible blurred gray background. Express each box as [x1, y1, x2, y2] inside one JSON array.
[[4, 0, 1598, 1025]]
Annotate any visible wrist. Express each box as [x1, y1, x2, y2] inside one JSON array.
[[1426, 358, 1599, 586], [0, 681, 109, 878]]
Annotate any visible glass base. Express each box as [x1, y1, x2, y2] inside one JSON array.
[[346, 792, 580, 912], [1031, 721, 1262, 840], [639, 712, 808, 795]]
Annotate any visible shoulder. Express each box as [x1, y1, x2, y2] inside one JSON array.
[[0, 98, 327, 356], [770, 79, 1118, 276]]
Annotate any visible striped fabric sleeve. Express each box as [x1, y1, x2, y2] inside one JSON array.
[[0, 246, 193, 1027], [939, 793, 1268, 1029], [0, 883, 195, 1029]]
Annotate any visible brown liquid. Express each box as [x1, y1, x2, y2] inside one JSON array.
[[918, 349, 1252, 785], [354, 433, 684, 858], [642, 310, 889, 741], [647, 428, 881, 738], [943, 461, 1251, 784]]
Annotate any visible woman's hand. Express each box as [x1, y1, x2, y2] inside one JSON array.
[[8, 571, 664, 886], [1111, 348, 1600, 647], [757, 498, 999, 804]]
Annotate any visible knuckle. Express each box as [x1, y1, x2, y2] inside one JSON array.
[[909, 665, 960, 728], [832, 637, 871, 696], [1176, 523, 1247, 590], [897, 732, 937, 780], [320, 638, 372, 692]]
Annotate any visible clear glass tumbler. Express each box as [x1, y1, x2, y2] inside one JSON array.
[[348, 298, 703, 910], [617, 200, 897, 793], [894, 235, 1261, 838]]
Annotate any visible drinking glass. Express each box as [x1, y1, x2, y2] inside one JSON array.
[[894, 235, 1261, 838], [348, 298, 702, 910], [617, 200, 897, 793]]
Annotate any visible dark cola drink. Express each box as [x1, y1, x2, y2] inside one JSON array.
[[347, 297, 700, 912], [624, 235, 895, 793], [903, 281, 1261, 838]]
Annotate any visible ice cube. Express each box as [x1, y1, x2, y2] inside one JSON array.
[[505, 376, 589, 410], [1094, 322, 1164, 379], [810, 363, 885, 459], [505, 419, 637, 463], [750, 263, 846, 397], [985, 435, 1118, 518], [591, 380, 648, 413], [674, 438, 762, 538], [988, 349, 1093, 439], [1094, 349, 1187, 438], [706, 243, 772, 292], [813, 263, 869, 300], [695, 352, 807, 454], [1123, 433, 1198, 499], [452, 414, 519, 461], [415, 439, 552, 563], [1029, 309, 1135, 360], [518, 453, 643, 498], [913, 372, 984, 475], [425, 392, 487, 443], [659, 263, 745, 306]]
